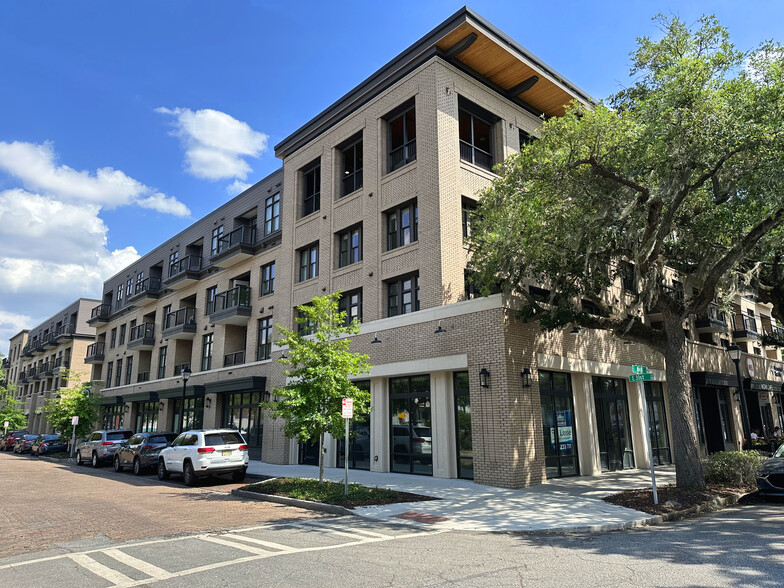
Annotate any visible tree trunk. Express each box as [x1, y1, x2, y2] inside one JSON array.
[[318, 430, 325, 485], [662, 311, 706, 489]]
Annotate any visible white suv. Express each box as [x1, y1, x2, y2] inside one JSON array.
[[157, 429, 249, 486]]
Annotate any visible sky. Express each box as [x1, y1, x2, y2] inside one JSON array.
[[1, 0, 783, 354]]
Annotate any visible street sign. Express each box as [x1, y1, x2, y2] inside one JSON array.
[[71, 415, 79, 426], [629, 373, 654, 382], [3, 420, 8, 428], [342, 398, 354, 419], [746, 358, 756, 378], [632, 365, 649, 374]]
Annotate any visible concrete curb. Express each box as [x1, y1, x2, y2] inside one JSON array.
[[231, 488, 355, 516], [38, 455, 76, 465]]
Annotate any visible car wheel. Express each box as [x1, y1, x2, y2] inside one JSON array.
[[114, 455, 123, 473], [91, 452, 100, 468], [157, 459, 170, 480], [76, 451, 82, 465], [183, 461, 197, 487], [231, 468, 247, 483], [133, 458, 142, 476]]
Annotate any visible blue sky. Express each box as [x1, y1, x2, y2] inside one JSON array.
[[1, 0, 783, 353]]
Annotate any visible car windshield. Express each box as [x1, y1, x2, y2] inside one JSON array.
[[203, 432, 245, 447], [774, 443, 784, 458], [148, 435, 177, 444], [107, 431, 133, 441], [414, 428, 431, 439], [24, 435, 37, 440], [43, 435, 61, 441]]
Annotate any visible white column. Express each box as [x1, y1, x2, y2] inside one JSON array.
[[431, 371, 456, 479], [629, 381, 651, 469], [369, 377, 388, 472], [572, 373, 601, 476]]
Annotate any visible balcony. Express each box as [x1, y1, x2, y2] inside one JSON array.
[[210, 226, 257, 267], [695, 303, 728, 333], [127, 277, 163, 305], [224, 350, 246, 367], [137, 372, 150, 383], [54, 323, 77, 341], [208, 285, 252, 325], [53, 357, 70, 375], [32, 339, 45, 355], [19, 371, 27, 384], [85, 342, 106, 364], [162, 307, 198, 340], [173, 363, 190, 376], [733, 315, 760, 342], [163, 255, 202, 290], [28, 367, 39, 381], [44, 332, 58, 347], [22, 344, 33, 358], [460, 141, 493, 171], [87, 303, 112, 325], [388, 138, 416, 172], [41, 362, 53, 377], [127, 323, 156, 350], [764, 325, 784, 345]]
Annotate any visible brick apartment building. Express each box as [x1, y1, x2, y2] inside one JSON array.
[[7, 8, 784, 487]]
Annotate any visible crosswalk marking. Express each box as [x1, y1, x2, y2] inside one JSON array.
[[67, 553, 135, 586], [297, 520, 393, 539], [103, 548, 172, 580], [199, 534, 274, 555], [221, 533, 296, 552]]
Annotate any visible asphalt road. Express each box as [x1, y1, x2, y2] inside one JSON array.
[[2, 452, 783, 587]]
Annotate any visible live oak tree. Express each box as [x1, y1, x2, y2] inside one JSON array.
[[264, 293, 371, 484], [469, 16, 784, 488]]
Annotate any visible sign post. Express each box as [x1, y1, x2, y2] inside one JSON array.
[[631, 367, 658, 505], [3, 420, 8, 436], [70, 415, 79, 457], [341, 398, 354, 497]]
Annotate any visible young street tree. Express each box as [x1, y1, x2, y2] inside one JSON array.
[[42, 374, 100, 439], [1, 361, 27, 431], [469, 16, 784, 488], [264, 292, 371, 484]]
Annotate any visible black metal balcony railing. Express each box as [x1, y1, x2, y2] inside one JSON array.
[[19, 371, 27, 382], [55, 323, 77, 338], [211, 285, 251, 314], [460, 141, 493, 171], [224, 350, 246, 367], [28, 367, 38, 380], [213, 226, 256, 257], [168, 255, 202, 279], [90, 303, 112, 320], [132, 277, 162, 297], [705, 303, 727, 324], [388, 138, 416, 172], [54, 357, 70, 369], [769, 325, 784, 339], [85, 342, 105, 359], [33, 339, 45, 352], [41, 362, 51, 375], [173, 363, 190, 375], [738, 315, 759, 334], [129, 323, 155, 343], [164, 307, 197, 330], [137, 372, 150, 383]]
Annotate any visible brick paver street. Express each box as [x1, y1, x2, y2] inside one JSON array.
[[0, 452, 326, 558]]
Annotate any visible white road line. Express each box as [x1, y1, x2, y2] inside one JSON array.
[[222, 533, 296, 552], [102, 548, 172, 580], [199, 535, 274, 555], [67, 553, 135, 587], [298, 520, 393, 538]]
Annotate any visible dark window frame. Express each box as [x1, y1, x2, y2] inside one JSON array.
[[298, 243, 319, 282], [264, 192, 281, 236], [201, 333, 213, 371], [459, 103, 495, 171], [341, 138, 363, 196], [338, 289, 362, 326], [260, 261, 275, 296], [257, 317, 273, 361], [211, 226, 224, 255], [301, 161, 321, 217], [385, 200, 418, 251], [338, 225, 362, 268], [387, 272, 420, 317], [386, 101, 416, 172]]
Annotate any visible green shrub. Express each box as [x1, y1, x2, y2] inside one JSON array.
[[703, 451, 767, 488]]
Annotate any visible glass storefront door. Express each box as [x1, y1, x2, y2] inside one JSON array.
[[593, 376, 635, 471], [453, 372, 473, 480], [134, 401, 159, 433], [539, 371, 578, 478], [644, 382, 671, 465], [172, 397, 203, 433], [390, 375, 432, 476], [337, 381, 371, 471], [223, 392, 263, 460]]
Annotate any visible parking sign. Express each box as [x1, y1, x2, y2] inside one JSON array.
[[342, 398, 354, 419], [71, 416, 79, 426]]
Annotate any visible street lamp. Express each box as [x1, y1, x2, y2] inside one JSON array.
[[727, 345, 751, 448], [179, 366, 191, 433]]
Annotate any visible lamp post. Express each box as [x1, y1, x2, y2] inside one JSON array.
[[179, 366, 191, 433], [727, 345, 751, 448]]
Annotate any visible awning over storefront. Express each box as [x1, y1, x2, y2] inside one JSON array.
[[690, 372, 736, 388], [744, 378, 783, 393], [204, 376, 266, 395]]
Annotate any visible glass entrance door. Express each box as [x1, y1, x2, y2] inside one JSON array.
[[337, 380, 371, 471], [222, 392, 263, 460], [390, 375, 432, 475], [593, 377, 635, 471], [644, 382, 671, 465], [539, 371, 579, 478], [453, 372, 473, 480]]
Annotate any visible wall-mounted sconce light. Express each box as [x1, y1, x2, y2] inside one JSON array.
[[205, 397, 212, 409], [569, 326, 581, 335], [371, 332, 381, 344], [159, 401, 165, 412], [479, 367, 490, 388], [434, 320, 446, 334], [521, 368, 532, 388], [280, 351, 288, 360]]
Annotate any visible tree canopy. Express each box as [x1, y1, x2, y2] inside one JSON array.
[[469, 15, 784, 488], [42, 373, 100, 438], [0, 361, 26, 431]]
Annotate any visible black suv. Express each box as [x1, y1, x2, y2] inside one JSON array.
[[114, 432, 178, 475]]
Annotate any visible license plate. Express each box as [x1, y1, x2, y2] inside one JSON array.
[[222, 450, 232, 456]]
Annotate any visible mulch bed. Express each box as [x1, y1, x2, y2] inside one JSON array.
[[603, 484, 747, 515]]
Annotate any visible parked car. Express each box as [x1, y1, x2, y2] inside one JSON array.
[[114, 432, 178, 475], [31, 434, 69, 456], [157, 429, 249, 486], [393, 425, 432, 464], [756, 442, 784, 497], [13, 434, 38, 454], [1, 430, 28, 451], [76, 429, 134, 468]]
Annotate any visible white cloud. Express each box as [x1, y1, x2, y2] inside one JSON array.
[[0, 141, 190, 216], [136, 192, 191, 216], [156, 107, 268, 182], [225, 180, 252, 195], [0, 310, 33, 356]]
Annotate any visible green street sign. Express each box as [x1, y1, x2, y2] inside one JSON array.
[[629, 373, 654, 382], [632, 365, 649, 374]]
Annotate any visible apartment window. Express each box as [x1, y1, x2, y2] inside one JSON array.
[[387, 101, 416, 172], [296, 306, 316, 336], [339, 289, 362, 325], [621, 262, 637, 294], [202, 334, 213, 371], [264, 193, 280, 235], [298, 243, 319, 282], [529, 285, 551, 304], [257, 317, 273, 361], [126, 278, 133, 298], [135, 272, 144, 293], [115, 359, 123, 387], [116, 284, 123, 304], [158, 346, 167, 380], [261, 262, 275, 296], [519, 128, 536, 148], [462, 199, 477, 240], [162, 304, 172, 329], [211, 226, 224, 255], [302, 162, 321, 217], [387, 272, 420, 317], [338, 225, 362, 268], [459, 100, 494, 170], [341, 139, 363, 196], [465, 269, 502, 300], [386, 200, 418, 251], [125, 356, 134, 386], [206, 286, 217, 315], [169, 252, 179, 276], [119, 324, 126, 345], [105, 362, 113, 389], [109, 328, 117, 349]]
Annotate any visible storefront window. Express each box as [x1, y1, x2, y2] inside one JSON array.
[[453, 372, 473, 480], [337, 380, 371, 471], [540, 371, 579, 478], [644, 382, 671, 465], [389, 375, 432, 475], [135, 401, 159, 433]]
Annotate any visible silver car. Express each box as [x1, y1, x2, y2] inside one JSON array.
[[76, 429, 134, 468]]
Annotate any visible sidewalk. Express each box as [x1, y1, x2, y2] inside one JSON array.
[[246, 461, 676, 532]]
